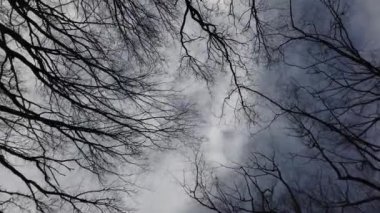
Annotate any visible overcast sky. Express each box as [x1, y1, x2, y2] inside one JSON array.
[[135, 1, 380, 212], [1, 0, 379, 212]]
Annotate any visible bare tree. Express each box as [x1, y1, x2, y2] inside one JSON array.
[[0, 0, 193, 212], [181, 0, 380, 212], [1, 0, 378, 212], [183, 151, 302, 213]]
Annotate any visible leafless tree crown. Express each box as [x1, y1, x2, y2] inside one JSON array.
[[0, 0, 192, 212], [181, 0, 380, 212]]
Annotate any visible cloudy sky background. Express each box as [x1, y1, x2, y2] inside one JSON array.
[[1, 0, 379, 212], [135, 0, 380, 212]]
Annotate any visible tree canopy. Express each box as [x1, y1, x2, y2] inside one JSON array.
[[1, 0, 379, 212]]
